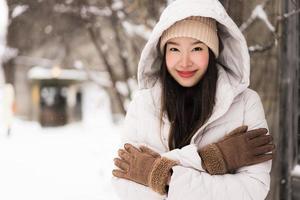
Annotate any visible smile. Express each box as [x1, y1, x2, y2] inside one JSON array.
[[177, 70, 197, 78]]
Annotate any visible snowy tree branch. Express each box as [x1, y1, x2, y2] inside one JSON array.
[[243, 0, 299, 53], [121, 21, 152, 40], [11, 4, 29, 19], [277, 8, 300, 21], [53, 4, 112, 18], [249, 37, 278, 54], [239, 0, 273, 33]]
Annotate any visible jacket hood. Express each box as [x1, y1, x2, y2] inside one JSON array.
[[137, 0, 250, 97]]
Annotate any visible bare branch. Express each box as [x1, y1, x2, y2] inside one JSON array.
[[241, 0, 299, 54], [87, 26, 126, 114], [53, 4, 112, 18], [277, 8, 300, 21], [108, 4, 133, 100], [249, 39, 276, 54]]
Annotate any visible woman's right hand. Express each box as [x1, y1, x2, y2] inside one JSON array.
[[198, 126, 275, 175]]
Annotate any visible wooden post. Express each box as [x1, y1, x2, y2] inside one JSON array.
[[279, 0, 299, 199]]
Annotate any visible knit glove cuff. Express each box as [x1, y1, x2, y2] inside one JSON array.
[[198, 144, 227, 175], [148, 157, 178, 194]]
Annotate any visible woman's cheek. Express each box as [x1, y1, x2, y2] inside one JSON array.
[[193, 54, 209, 69], [166, 54, 178, 69]]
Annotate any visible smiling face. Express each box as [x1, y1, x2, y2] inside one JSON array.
[[165, 37, 210, 87]]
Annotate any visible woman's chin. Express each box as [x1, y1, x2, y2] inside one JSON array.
[[176, 79, 198, 87]]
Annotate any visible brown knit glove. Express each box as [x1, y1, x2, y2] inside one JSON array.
[[112, 144, 178, 194], [198, 126, 275, 175]]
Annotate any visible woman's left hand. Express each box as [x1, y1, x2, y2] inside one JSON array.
[[112, 143, 160, 186]]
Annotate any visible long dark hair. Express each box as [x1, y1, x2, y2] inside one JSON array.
[[159, 49, 218, 150]]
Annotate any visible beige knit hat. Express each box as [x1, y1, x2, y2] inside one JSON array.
[[160, 16, 219, 58]]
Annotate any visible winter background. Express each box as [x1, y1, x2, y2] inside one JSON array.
[[0, 89, 121, 200], [1, 0, 299, 200], [0, 0, 125, 199]]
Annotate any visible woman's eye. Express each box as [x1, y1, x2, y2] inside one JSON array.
[[169, 48, 179, 52], [193, 47, 203, 51]]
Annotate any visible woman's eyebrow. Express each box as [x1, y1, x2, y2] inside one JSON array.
[[167, 41, 179, 46], [192, 41, 203, 45], [167, 41, 203, 45]]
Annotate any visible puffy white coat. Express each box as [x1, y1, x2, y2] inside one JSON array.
[[112, 0, 272, 199]]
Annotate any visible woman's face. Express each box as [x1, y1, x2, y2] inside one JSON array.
[[165, 37, 210, 87]]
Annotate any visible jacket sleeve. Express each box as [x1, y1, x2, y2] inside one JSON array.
[[165, 89, 272, 200], [161, 144, 206, 171], [111, 91, 166, 200]]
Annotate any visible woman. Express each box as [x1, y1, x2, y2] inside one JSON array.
[[112, 0, 275, 199]]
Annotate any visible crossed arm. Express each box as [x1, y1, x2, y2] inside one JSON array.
[[111, 91, 274, 200]]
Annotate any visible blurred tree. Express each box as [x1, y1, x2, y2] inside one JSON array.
[[5, 0, 167, 116]]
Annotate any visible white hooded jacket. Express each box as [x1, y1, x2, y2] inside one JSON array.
[[112, 0, 272, 199]]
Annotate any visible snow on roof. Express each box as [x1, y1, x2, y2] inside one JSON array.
[[28, 66, 88, 81]]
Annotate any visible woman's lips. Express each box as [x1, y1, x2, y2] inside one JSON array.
[[177, 70, 197, 78]]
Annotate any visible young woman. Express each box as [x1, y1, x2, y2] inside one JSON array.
[[112, 0, 275, 199]]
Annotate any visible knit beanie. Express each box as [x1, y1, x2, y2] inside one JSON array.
[[160, 16, 219, 58]]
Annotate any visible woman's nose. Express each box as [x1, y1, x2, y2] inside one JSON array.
[[180, 53, 192, 68]]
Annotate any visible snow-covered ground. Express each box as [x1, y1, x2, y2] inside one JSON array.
[[0, 117, 122, 200]]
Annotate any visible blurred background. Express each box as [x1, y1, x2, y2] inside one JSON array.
[[0, 0, 299, 199]]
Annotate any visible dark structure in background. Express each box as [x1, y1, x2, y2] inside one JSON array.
[[219, 0, 299, 199], [40, 85, 67, 126], [28, 66, 85, 127], [280, 0, 300, 199]]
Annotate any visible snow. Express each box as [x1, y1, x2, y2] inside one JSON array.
[[28, 66, 88, 81], [81, 83, 113, 126], [116, 81, 129, 97], [122, 21, 152, 40], [53, 4, 112, 17], [0, 119, 121, 200], [2, 46, 18, 63], [111, 0, 124, 11], [283, 9, 300, 19], [239, 3, 275, 33], [84, 6, 112, 17], [0, 84, 123, 200], [0, 84, 14, 135], [253, 5, 275, 32], [128, 78, 138, 98], [248, 44, 264, 52], [44, 25, 53, 34], [65, 0, 73, 4], [86, 71, 111, 88], [11, 5, 29, 19], [291, 165, 300, 177], [73, 60, 84, 70], [167, 0, 175, 5], [117, 11, 125, 19]]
